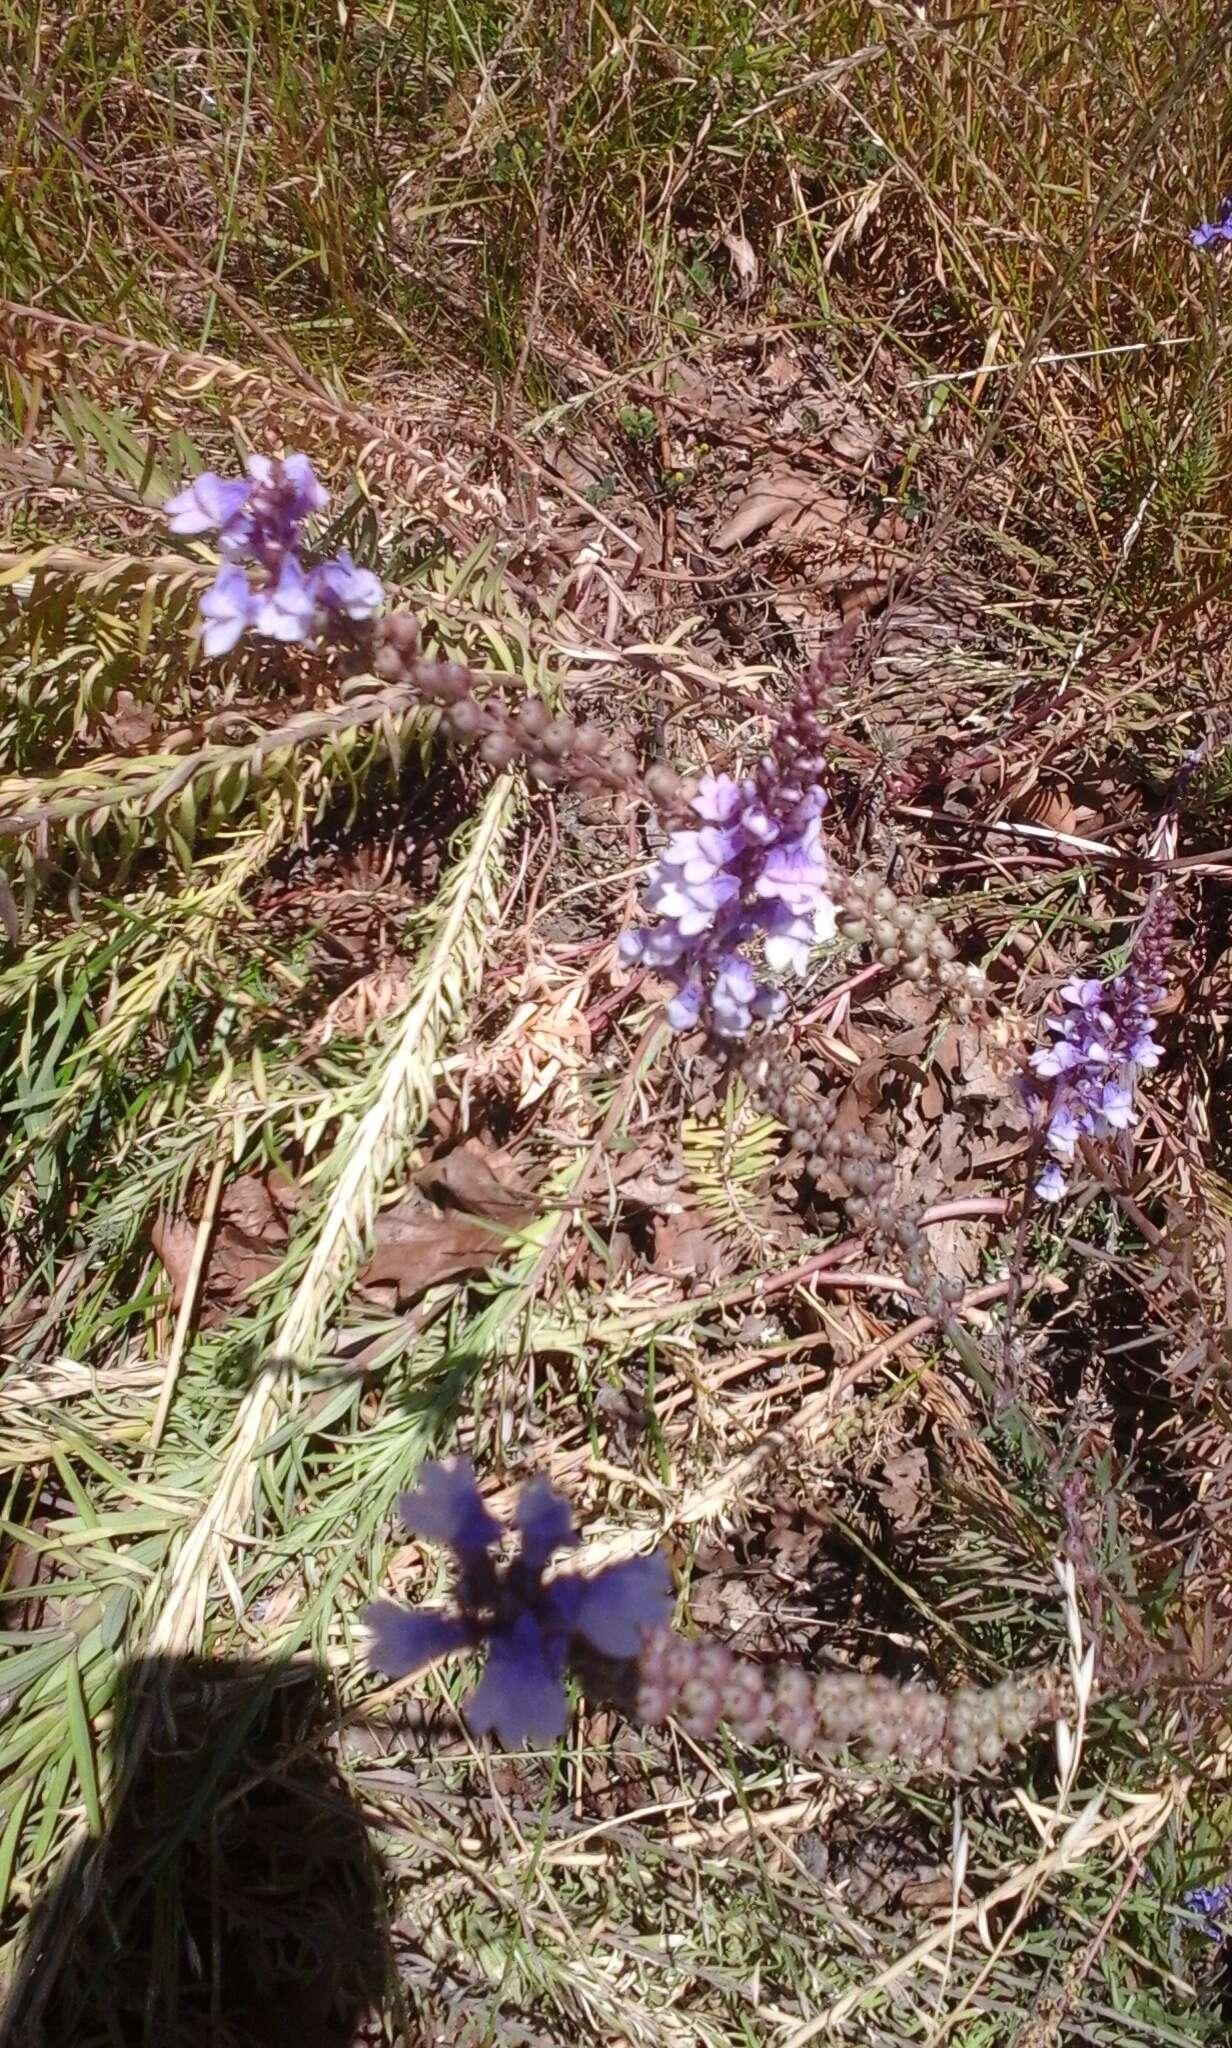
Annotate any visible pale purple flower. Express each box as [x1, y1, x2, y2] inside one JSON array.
[[254, 554, 317, 642], [1191, 198, 1232, 250], [692, 774, 744, 824], [198, 565, 257, 657], [166, 451, 380, 659], [622, 765, 837, 1039], [310, 550, 384, 621], [165, 471, 253, 538], [1022, 895, 1171, 1201], [710, 955, 758, 1037], [365, 1461, 673, 1749], [666, 981, 704, 1030]]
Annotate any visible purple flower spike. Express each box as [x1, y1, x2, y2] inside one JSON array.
[[166, 451, 382, 659], [367, 1463, 673, 1749], [1021, 893, 1171, 1201], [620, 709, 839, 1039], [199, 565, 257, 657], [1184, 1880, 1232, 1940], [165, 471, 253, 537]]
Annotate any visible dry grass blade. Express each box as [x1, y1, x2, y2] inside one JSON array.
[[144, 776, 513, 1661]]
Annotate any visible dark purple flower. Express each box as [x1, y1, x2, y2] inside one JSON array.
[[198, 565, 258, 657], [1191, 198, 1232, 249], [1184, 1880, 1232, 1939], [399, 1457, 501, 1555], [365, 1461, 673, 1748]]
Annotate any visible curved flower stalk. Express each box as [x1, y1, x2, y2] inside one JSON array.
[[1022, 892, 1171, 1201], [165, 452, 382, 655], [367, 1465, 1058, 1774]]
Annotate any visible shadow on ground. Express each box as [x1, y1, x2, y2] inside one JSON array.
[[2, 1655, 386, 2048]]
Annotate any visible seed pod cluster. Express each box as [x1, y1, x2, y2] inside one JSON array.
[[370, 612, 692, 809], [834, 870, 987, 1013], [738, 1047, 964, 1321], [635, 1626, 1060, 1775]]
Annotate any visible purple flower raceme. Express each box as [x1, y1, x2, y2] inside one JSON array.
[[1191, 197, 1232, 250], [1021, 894, 1171, 1202], [1184, 1880, 1232, 1942], [164, 452, 383, 656], [365, 1460, 673, 1748], [620, 763, 837, 1040]]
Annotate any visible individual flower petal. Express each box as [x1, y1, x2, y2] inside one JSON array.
[[254, 553, 317, 642], [751, 984, 788, 1022], [710, 955, 757, 1037], [1096, 1078, 1135, 1130], [165, 471, 252, 536], [1035, 1161, 1067, 1202], [198, 565, 257, 656], [278, 451, 329, 520], [666, 981, 704, 1031], [1058, 976, 1106, 1011], [642, 926, 687, 968], [310, 550, 384, 621], [691, 773, 743, 824], [1044, 1102, 1084, 1160], [363, 1600, 473, 1677], [617, 929, 645, 965], [399, 1459, 502, 1558], [763, 909, 817, 976], [514, 1476, 579, 1570], [465, 1616, 570, 1747], [572, 1555, 674, 1658], [753, 831, 832, 917]]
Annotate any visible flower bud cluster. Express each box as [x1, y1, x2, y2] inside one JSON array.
[[835, 869, 986, 1014], [636, 1626, 1059, 1774], [369, 613, 675, 803], [739, 1047, 964, 1320]]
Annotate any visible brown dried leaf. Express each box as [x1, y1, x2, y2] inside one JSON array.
[[149, 1214, 198, 1311], [874, 1448, 930, 1531], [219, 1172, 295, 1240], [360, 1198, 510, 1301], [651, 1204, 727, 1281], [414, 1138, 540, 1226], [304, 965, 411, 1052], [720, 229, 759, 295], [712, 471, 848, 551]]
